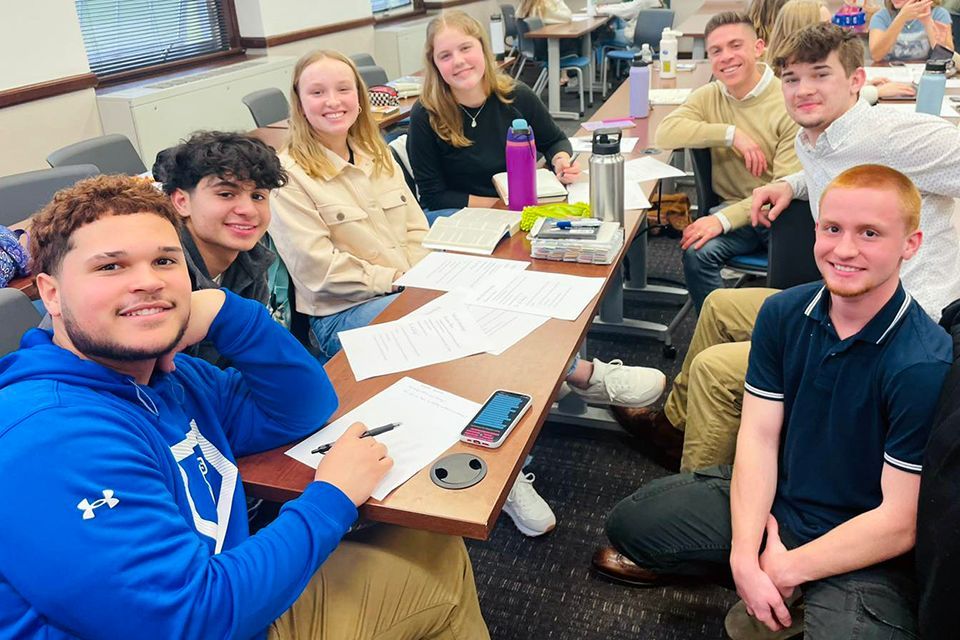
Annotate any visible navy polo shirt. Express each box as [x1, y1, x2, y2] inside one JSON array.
[[745, 282, 951, 545]]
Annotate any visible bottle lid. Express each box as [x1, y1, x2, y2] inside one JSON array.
[[925, 59, 948, 73], [592, 128, 622, 155], [511, 118, 530, 133], [631, 57, 650, 67]]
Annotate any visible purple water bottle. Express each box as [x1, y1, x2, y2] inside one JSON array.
[[629, 59, 650, 118], [505, 118, 537, 211]]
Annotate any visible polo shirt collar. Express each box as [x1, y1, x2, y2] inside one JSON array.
[[720, 63, 774, 102], [798, 98, 870, 152], [804, 282, 912, 345]]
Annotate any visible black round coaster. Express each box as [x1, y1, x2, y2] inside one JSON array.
[[430, 453, 487, 490]]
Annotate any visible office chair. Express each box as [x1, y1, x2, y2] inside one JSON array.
[[0, 288, 41, 357], [358, 65, 389, 88], [0, 164, 100, 228], [689, 147, 818, 291], [518, 17, 593, 114], [349, 53, 377, 68], [242, 88, 290, 127], [602, 9, 675, 97], [47, 134, 146, 176], [500, 4, 521, 69]]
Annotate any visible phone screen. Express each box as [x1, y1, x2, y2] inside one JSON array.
[[461, 391, 531, 444]]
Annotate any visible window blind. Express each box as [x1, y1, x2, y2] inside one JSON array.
[[75, 0, 235, 78]]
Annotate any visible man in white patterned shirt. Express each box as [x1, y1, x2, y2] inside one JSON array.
[[613, 22, 960, 473]]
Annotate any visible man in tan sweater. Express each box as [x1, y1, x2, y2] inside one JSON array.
[[655, 11, 801, 313], [613, 12, 801, 472]]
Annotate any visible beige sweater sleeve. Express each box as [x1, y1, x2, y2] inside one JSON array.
[[721, 111, 801, 230], [270, 177, 397, 312], [654, 84, 732, 150]]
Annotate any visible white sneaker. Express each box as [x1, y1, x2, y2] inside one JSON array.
[[569, 358, 666, 408], [502, 472, 556, 537]]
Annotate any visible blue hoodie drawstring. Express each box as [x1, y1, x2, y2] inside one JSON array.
[[128, 380, 159, 416]]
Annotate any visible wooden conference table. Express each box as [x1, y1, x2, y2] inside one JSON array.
[[238, 63, 714, 540], [525, 16, 612, 120]]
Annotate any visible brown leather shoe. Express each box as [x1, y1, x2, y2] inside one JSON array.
[[591, 546, 663, 587], [611, 407, 683, 471]]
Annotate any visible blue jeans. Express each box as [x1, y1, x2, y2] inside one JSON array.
[[606, 466, 919, 639], [423, 208, 459, 226], [683, 225, 769, 313], [309, 294, 400, 364]]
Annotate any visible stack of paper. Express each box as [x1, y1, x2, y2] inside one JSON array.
[[394, 252, 530, 292], [285, 377, 481, 500], [530, 221, 625, 264]]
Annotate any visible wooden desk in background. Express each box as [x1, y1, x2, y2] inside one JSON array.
[[238, 63, 714, 539], [524, 16, 612, 120]]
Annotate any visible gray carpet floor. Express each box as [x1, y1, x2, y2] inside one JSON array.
[[464, 73, 740, 640]]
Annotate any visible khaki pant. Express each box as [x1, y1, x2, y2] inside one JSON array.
[[270, 526, 489, 640], [663, 288, 778, 472]]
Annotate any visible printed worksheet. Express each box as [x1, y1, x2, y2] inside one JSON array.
[[339, 308, 492, 380], [465, 270, 605, 321], [394, 252, 530, 292], [285, 377, 481, 500]]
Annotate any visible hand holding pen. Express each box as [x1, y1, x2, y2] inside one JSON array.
[[313, 422, 394, 507], [554, 152, 582, 184], [312, 422, 401, 454]]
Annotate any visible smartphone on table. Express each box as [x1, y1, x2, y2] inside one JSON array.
[[459, 390, 532, 449]]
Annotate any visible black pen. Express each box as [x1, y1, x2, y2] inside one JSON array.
[[311, 422, 401, 455]]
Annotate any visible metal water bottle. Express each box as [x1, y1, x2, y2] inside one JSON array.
[[505, 118, 537, 211], [589, 128, 624, 224], [916, 59, 947, 116]]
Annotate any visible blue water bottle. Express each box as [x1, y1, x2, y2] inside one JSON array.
[[916, 59, 947, 116]]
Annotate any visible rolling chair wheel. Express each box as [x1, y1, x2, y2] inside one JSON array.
[[662, 345, 677, 359]]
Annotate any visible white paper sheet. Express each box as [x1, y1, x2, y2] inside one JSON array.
[[339, 309, 492, 380], [565, 179, 650, 209], [394, 252, 530, 292], [409, 289, 550, 356], [623, 156, 688, 182], [864, 66, 915, 84], [465, 271, 606, 321], [649, 88, 692, 105], [569, 136, 639, 153], [284, 377, 481, 500]]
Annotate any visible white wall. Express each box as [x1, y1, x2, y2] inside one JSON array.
[[0, 0, 103, 175]]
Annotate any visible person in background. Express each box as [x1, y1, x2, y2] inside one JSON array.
[[0, 175, 489, 640], [269, 50, 430, 366], [767, 0, 916, 99], [654, 11, 802, 313], [869, 0, 953, 61], [595, 164, 951, 640], [408, 10, 580, 212], [747, 0, 791, 42], [407, 11, 668, 536], [517, 0, 573, 24], [153, 131, 286, 367]]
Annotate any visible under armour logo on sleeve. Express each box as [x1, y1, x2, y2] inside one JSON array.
[[77, 490, 120, 520]]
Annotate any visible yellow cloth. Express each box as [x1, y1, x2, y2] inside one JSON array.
[[654, 66, 801, 229], [270, 147, 430, 317]]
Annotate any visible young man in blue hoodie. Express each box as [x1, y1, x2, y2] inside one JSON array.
[[0, 175, 488, 639]]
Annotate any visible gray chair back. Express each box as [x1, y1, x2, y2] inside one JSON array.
[[349, 53, 377, 68], [358, 65, 389, 87], [242, 88, 290, 127], [0, 288, 41, 357], [518, 17, 548, 61], [501, 3, 519, 39], [634, 9, 675, 51], [47, 134, 147, 176], [0, 164, 100, 228]]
